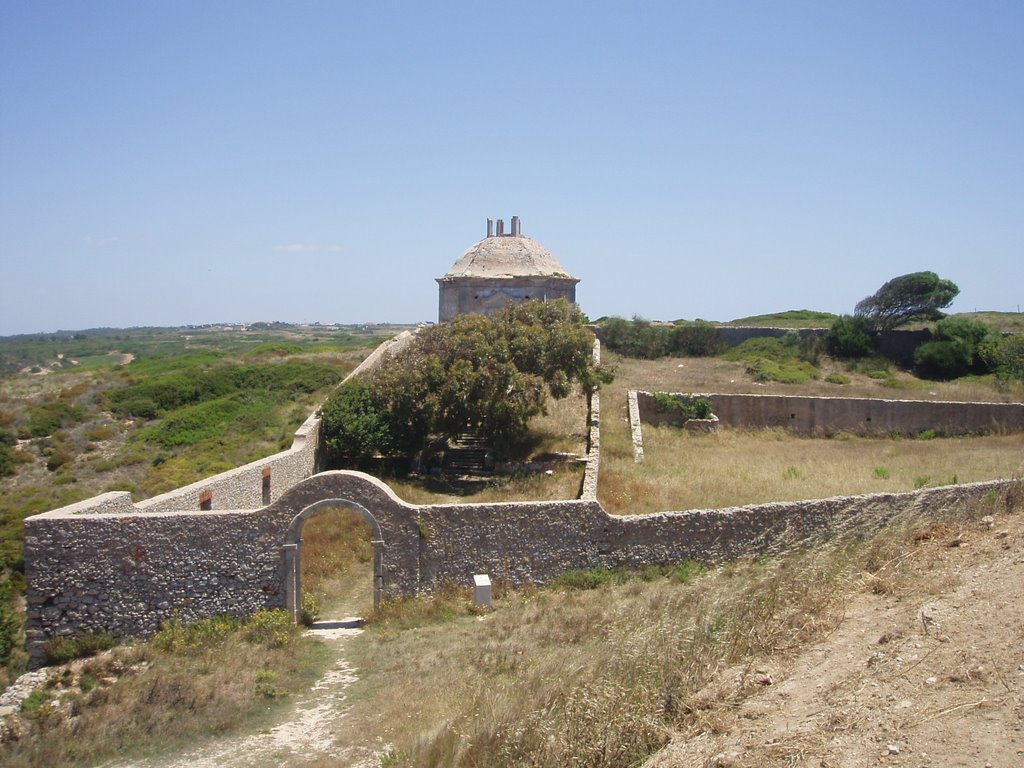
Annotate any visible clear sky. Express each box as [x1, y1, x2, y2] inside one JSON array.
[[1, 1, 1022, 335]]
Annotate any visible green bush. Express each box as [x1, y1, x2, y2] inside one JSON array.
[[745, 357, 819, 384], [298, 592, 321, 627], [243, 609, 297, 649], [0, 601, 21, 665], [19, 402, 86, 439], [0, 427, 15, 476], [914, 316, 998, 379], [42, 631, 115, 665], [319, 379, 397, 462], [980, 333, 1024, 383], [652, 393, 713, 420], [825, 315, 875, 358], [598, 317, 721, 358]]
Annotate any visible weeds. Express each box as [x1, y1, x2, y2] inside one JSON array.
[[42, 631, 115, 665]]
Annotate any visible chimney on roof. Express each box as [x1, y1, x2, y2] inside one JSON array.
[[487, 218, 493, 238], [511, 215, 521, 236], [496, 218, 505, 236]]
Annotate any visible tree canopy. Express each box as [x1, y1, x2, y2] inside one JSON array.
[[854, 271, 959, 332], [320, 299, 611, 465]]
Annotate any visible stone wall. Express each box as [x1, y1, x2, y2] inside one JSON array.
[[23, 330, 1023, 669], [24, 468, 1021, 667], [635, 391, 1024, 436]]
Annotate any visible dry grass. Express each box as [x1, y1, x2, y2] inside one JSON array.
[[601, 426, 1024, 515], [300, 507, 375, 618], [599, 352, 1024, 515], [0, 615, 329, 768], [324, 487, 1023, 767]]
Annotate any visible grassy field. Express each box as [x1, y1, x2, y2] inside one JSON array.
[[598, 352, 1024, 515]]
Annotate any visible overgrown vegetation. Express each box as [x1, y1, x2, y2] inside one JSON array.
[[722, 334, 822, 383], [0, 610, 323, 767], [913, 316, 1000, 379], [321, 300, 610, 465], [0, 323, 393, 690], [652, 392, 713, 420], [596, 316, 723, 358]]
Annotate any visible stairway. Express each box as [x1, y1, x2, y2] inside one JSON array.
[[441, 434, 490, 475]]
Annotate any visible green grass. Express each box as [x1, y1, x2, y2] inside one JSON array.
[[725, 309, 838, 328]]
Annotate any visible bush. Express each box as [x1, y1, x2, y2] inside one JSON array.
[[980, 333, 1024, 383], [42, 631, 115, 665], [298, 592, 321, 627], [914, 316, 998, 379], [598, 317, 721, 358], [825, 315, 875, 358], [319, 379, 397, 462], [0, 427, 15, 477], [652, 393, 713, 420], [0, 601, 21, 665]]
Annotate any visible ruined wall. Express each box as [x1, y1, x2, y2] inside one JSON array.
[[635, 391, 1024, 436]]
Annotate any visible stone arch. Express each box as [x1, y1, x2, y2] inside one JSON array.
[[281, 498, 385, 621]]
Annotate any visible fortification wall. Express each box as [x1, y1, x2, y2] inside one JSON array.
[[635, 391, 1024, 436]]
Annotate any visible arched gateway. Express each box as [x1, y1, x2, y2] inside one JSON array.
[[24, 466, 1017, 670], [281, 498, 385, 618]]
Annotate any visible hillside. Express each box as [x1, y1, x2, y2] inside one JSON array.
[[1, 317, 1022, 767]]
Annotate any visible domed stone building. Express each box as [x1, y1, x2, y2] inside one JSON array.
[[436, 216, 579, 323]]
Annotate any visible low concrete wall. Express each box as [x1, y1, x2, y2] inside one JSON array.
[[635, 391, 1024, 436]]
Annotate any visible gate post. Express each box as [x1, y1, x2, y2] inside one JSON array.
[[281, 541, 302, 621]]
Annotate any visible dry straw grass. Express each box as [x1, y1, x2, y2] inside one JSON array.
[[326, 482, 1021, 767], [599, 352, 1024, 515]]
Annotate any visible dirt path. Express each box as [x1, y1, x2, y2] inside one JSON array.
[[645, 514, 1024, 767], [111, 620, 380, 768]]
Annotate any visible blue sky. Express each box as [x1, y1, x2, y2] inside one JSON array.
[[1, 1, 1022, 335]]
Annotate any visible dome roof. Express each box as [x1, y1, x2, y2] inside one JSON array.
[[441, 234, 577, 280]]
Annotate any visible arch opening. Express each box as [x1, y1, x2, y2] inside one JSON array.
[[282, 499, 384, 623]]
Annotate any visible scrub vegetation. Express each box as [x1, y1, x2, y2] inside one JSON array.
[[0, 323, 397, 689], [1, 308, 1022, 766]]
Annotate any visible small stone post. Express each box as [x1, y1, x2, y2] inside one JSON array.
[[473, 574, 492, 607]]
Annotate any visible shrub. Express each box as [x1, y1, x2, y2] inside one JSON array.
[[0, 601, 21, 665], [825, 315, 875, 358], [825, 373, 850, 385], [652, 392, 713, 420], [243, 609, 297, 649], [298, 592, 321, 627], [0, 427, 15, 476], [42, 631, 115, 665], [914, 316, 998, 379], [319, 379, 397, 462]]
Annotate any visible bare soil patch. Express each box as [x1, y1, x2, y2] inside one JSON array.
[[644, 512, 1024, 768]]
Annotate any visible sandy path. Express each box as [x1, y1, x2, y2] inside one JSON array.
[[111, 620, 380, 768]]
